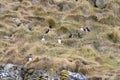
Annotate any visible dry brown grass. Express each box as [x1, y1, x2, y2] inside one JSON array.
[[108, 27, 120, 43], [0, 0, 120, 78]]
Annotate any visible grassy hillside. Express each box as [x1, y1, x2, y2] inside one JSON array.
[[0, 0, 120, 79]]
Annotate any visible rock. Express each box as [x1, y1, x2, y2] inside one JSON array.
[[3, 36, 11, 40], [31, 0, 54, 6], [4, 64, 15, 72], [12, 18, 21, 26], [88, 0, 96, 7], [57, 1, 75, 11], [25, 24, 32, 32], [58, 38, 62, 44], [31, 0, 39, 4], [96, 0, 105, 9], [68, 71, 88, 80], [0, 63, 89, 80], [29, 70, 49, 80], [88, 0, 106, 9]]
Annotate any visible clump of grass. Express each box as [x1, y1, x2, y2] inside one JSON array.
[[33, 6, 46, 16], [79, 68, 88, 75], [0, 30, 8, 38], [57, 26, 70, 35], [46, 16, 57, 28], [108, 28, 120, 43], [66, 14, 84, 22], [0, 41, 11, 48], [0, 22, 8, 29], [24, 31, 42, 42], [19, 42, 30, 54], [25, 57, 53, 70], [13, 27, 27, 39], [95, 56, 103, 64], [98, 12, 115, 26], [57, 1, 76, 11], [49, 48, 67, 57], [63, 39, 81, 48], [0, 47, 25, 65], [93, 41, 100, 50], [28, 42, 47, 55], [79, 46, 100, 60], [103, 58, 120, 69], [60, 70, 69, 80], [71, 0, 94, 15]]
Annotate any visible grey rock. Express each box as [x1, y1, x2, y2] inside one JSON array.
[[4, 64, 15, 72], [12, 18, 21, 26], [3, 36, 11, 40], [88, 0, 96, 7], [96, 0, 105, 9], [68, 71, 88, 80]]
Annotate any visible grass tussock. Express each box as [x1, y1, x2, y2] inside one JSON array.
[[0, 47, 26, 65], [28, 42, 48, 55], [79, 45, 100, 60], [57, 26, 70, 35], [63, 39, 81, 47], [98, 12, 115, 26], [108, 27, 120, 43], [0, 22, 8, 29], [66, 14, 85, 22], [71, 0, 94, 16], [46, 16, 57, 28], [33, 6, 46, 16]]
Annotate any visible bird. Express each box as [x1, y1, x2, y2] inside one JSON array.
[[77, 32, 81, 38], [45, 29, 50, 34], [68, 33, 73, 38], [41, 36, 45, 42], [58, 38, 62, 44], [80, 27, 84, 31], [86, 26, 90, 32], [28, 54, 33, 61]]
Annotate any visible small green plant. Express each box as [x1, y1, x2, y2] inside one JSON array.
[[60, 70, 69, 80]]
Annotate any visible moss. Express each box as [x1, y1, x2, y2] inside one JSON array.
[[60, 70, 69, 80]]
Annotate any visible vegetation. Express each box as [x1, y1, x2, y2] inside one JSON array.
[[0, 0, 120, 79]]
